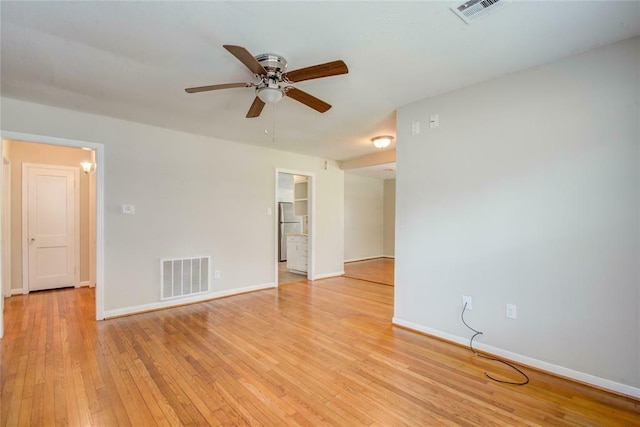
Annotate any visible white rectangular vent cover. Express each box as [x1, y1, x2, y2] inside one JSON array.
[[451, 0, 510, 24], [161, 256, 210, 301]]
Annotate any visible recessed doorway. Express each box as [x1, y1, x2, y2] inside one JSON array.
[[274, 169, 314, 286], [0, 131, 104, 339]]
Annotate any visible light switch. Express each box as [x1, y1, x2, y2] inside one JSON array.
[[122, 204, 135, 214], [266, 207, 272, 216], [411, 121, 420, 135], [506, 304, 517, 319]]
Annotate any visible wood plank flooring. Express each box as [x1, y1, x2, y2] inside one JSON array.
[[1, 279, 639, 426], [344, 258, 394, 286], [278, 261, 306, 285]]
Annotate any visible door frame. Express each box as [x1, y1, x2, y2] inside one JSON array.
[[22, 163, 80, 293], [274, 168, 316, 286], [0, 131, 105, 331], [2, 159, 11, 299]]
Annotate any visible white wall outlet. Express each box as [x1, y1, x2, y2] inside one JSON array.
[[430, 114, 440, 128], [266, 207, 272, 216], [506, 303, 517, 319], [121, 204, 135, 214], [214, 270, 221, 279], [411, 121, 420, 135], [462, 295, 472, 310]]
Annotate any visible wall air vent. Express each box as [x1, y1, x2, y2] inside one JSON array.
[[161, 256, 210, 301], [451, 0, 510, 24]]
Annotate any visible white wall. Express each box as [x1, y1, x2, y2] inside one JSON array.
[[1, 97, 344, 314], [383, 179, 395, 257], [395, 37, 639, 393], [344, 174, 384, 261]]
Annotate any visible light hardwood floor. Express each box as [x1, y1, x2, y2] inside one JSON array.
[[1, 280, 638, 426], [278, 261, 307, 285], [344, 258, 394, 286]]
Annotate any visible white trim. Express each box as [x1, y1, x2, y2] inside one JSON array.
[[344, 255, 387, 263], [392, 317, 640, 399], [22, 163, 80, 293], [21, 166, 26, 295], [10, 288, 23, 296], [103, 282, 276, 318], [88, 167, 96, 292], [274, 168, 316, 287], [273, 172, 279, 286], [312, 271, 345, 280], [1, 131, 105, 321], [2, 160, 11, 299], [78, 281, 91, 288], [0, 143, 3, 338], [383, 255, 395, 259]]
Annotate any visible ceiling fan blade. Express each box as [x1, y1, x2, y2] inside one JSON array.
[[185, 82, 250, 93], [285, 60, 348, 83], [223, 45, 267, 76], [246, 97, 266, 118], [286, 87, 331, 113]]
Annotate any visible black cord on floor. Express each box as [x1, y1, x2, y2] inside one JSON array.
[[461, 302, 529, 386]]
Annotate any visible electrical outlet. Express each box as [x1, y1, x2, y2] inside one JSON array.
[[462, 295, 472, 310], [121, 204, 135, 214], [411, 121, 420, 135], [506, 303, 517, 319], [214, 270, 221, 279]]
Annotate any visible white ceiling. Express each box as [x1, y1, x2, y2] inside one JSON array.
[[1, 1, 638, 161]]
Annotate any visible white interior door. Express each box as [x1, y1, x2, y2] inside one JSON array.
[[24, 164, 79, 292]]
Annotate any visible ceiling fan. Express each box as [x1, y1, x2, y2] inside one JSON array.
[[185, 45, 349, 118]]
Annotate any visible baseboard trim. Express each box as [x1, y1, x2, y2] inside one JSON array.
[[10, 289, 23, 296], [382, 255, 395, 259], [104, 282, 276, 319], [392, 317, 640, 400], [312, 271, 345, 280], [78, 281, 91, 288], [344, 255, 386, 263]]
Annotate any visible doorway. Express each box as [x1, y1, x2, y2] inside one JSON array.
[[274, 169, 314, 286], [342, 165, 396, 286], [0, 132, 104, 339]]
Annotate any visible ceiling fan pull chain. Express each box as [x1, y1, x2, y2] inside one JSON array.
[[272, 103, 277, 143]]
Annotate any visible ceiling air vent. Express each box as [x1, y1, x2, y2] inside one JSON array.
[[451, 0, 510, 24]]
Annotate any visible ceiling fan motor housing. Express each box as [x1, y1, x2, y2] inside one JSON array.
[[254, 53, 288, 103], [255, 53, 288, 75]]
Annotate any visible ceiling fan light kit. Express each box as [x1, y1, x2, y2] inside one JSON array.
[[371, 136, 393, 149], [185, 45, 348, 118], [257, 87, 283, 104]]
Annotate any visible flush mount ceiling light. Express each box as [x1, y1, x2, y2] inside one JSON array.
[[371, 136, 394, 149]]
